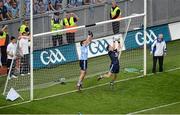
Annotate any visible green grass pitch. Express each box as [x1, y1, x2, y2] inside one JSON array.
[[0, 40, 179, 114]]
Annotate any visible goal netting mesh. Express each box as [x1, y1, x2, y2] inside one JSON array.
[[3, 2, 145, 100]]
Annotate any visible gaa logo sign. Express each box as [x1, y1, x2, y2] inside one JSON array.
[[135, 30, 157, 46], [40, 49, 66, 65], [89, 39, 109, 54]]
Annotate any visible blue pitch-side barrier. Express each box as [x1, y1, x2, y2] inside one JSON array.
[[124, 24, 171, 50], [33, 24, 172, 69], [33, 44, 78, 69]]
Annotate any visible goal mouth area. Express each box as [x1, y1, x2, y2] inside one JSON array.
[[3, 11, 146, 101]]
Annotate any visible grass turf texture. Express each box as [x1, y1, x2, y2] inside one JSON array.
[[0, 40, 179, 114]]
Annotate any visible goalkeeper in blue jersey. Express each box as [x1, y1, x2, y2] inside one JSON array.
[[77, 31, 93, 91], [97, 38, 121, 86]]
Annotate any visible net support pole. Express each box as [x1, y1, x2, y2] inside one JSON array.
[[143, 0, 147, 76], [3, 40, 20, 95], [30, 0, 34, 101]]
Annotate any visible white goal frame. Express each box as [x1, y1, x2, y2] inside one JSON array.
[[29, 0, 147, 101]]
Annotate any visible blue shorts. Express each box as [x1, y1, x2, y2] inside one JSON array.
[[109, 64, 120, 73], [79, 60, 87, 71]]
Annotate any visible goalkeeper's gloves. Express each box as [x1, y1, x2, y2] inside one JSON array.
[[113, 37, 121, 43], [88, 31, 93, 37]]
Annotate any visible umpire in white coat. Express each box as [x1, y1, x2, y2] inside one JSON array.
[[151, 34, 167, 73]]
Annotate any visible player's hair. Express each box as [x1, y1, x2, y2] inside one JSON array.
[[25, 27, 30, 33], [80, 40, 85, 46], [10, 36, 16, 40], [0, 31, 3, 36]]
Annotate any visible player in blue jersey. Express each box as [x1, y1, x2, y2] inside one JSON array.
[[97, 38, 121, 86], [77, 31, 93, 91]]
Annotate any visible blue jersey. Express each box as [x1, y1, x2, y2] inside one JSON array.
[[108, 49, 119, 65], [80, 45, 88, 60]]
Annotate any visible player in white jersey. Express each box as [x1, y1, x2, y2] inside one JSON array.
[[77, 31, 93, 91], [7, 36, 17, 79], [19, 33, 31, 76]]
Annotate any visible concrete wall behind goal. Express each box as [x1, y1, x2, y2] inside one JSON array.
[[0, 0, 180, 50]]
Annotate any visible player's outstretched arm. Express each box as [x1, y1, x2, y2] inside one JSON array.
[[84, 31, 93, 45], [112, 37, 116, 50], [117, 40, 121, 51]]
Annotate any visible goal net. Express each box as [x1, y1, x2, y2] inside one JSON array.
[[3, 2, 146, 101]]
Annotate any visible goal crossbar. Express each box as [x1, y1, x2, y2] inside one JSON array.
[[33, 13, 145, 38]]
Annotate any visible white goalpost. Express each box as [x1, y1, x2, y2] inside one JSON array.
[[30, 0, 34, 101], [3, 0, 147, 101], [143, 0, 147, 76]]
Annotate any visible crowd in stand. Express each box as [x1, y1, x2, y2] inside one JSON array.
[[0, 0, 104, 21], [33, 0, 104, 14], [0, 0, 19, 21]]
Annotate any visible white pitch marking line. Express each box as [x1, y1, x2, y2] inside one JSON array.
[[0, 101, 31, 110], [127, 101, 180, 114], [0, 67, 180, 110]]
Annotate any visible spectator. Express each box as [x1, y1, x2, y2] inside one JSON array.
[[43, 0, 50, 12], [34, 0, 46, 14], [0, 1, 12, 21], [4, 0, 11, 12], [25, 0, 30, 16], [97, 0, 103, 3], [68, 0, 83, 7], [12, 0, 20, 16], [48, 0, 56, 11], [0, 25, 9, 67], [10, 2, 19, 18], [110, 1, 121, 34], [151, 34, 167, 73], [6, 36, 17, 79], [84, 0, 95, 5], [63, 12, 79, 44], [15, 0, 20, 11], [18, 20, 30, 36], [54, 0, 63, 10], [84, 0, 103, 5], [33, 0, 39, 14], [38, 0, 46, 13], [19, 33, 30, 76], [51, 12, 63, 46]]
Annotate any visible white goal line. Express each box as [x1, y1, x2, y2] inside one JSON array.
[[33, 13, 145, 38], [0, 67, 179, 110]]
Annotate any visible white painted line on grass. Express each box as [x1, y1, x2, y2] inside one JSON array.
[[128, 101, 180, 114], [0, 67, 180, 110], [0, 101, 31, 110]]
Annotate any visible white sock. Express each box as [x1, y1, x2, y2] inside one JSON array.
[[77, 80, 82, 86], [100, 75, 104, 78]]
